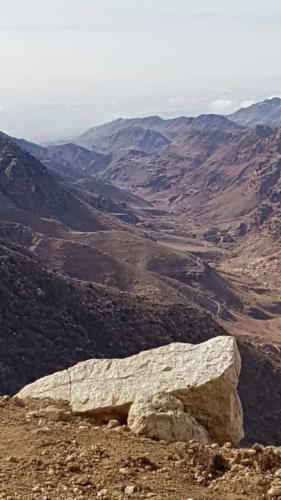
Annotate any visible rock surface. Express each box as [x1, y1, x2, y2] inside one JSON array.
[[127, 392, 211, 444], [18, 336, 244, 445]]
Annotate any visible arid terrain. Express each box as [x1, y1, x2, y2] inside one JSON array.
[[0, 98, 281, 484], [0, 396, 281, 500]]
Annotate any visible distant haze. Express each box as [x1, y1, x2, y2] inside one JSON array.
[[1, 0, 281, 140]]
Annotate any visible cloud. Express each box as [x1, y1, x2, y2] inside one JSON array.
[[209, 98, 259, 114], [209, 99, 238, 113], [239, 99, 257, 108]]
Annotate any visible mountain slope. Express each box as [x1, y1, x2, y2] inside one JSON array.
[[0, 241, 281, 444], [97, 125, 281, 243], [0, 136, 130, 233], [46, 143, 111, 177], [0, 240, 226, 395], [229, 97, 281, 127]]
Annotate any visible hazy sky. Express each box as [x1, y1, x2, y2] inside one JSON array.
[[1, 0, 281, 140]]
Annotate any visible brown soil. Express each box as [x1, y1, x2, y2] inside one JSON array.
[[1, 397, 280, 500]]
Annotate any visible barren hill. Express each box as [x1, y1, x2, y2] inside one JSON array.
[[229, 97, 281, 127]]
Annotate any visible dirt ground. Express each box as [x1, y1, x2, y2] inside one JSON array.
[[0, 397, 280, 500]]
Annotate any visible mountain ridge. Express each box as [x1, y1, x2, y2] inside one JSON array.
[[229, 97, 281, 127]]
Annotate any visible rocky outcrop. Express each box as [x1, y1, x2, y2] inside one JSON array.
[[18, 336, 244, 445], [127, 392, 211, 444]]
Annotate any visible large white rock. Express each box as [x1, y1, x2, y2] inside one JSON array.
[[128, 392, 211, 444], [17, 336, 244, 444]]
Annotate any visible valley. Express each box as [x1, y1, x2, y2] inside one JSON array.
[[0, 97, 281, 447]]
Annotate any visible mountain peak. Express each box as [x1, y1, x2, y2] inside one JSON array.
[[264, 96, 281, 105], [229, 96, 281, 127]]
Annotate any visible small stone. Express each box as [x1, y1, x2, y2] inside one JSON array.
[[37, 426, 51, 434], [267, 485, 281, 498], [75, 475, 93, 486], [124, 485, 136, 495], [12, 397, 25, 407], [210, 443, 219, 449], [67, 461, 81, 473], [223, 442, 232, 449], [252, 443, 264, 452], [107, 419, 121, 429], [245, 449, 257, 457], [26, 411, 39, 419], [241, 458, 251, 466], [119, 467, 130, 475], [32, 486, 41, 493], [40, 406, 71, 422], [275, 469, 281, 478], [111, 426, 124, 433], [231, 464, 243, 473], [97, 489, 108, 498]]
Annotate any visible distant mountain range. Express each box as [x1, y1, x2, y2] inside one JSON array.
[[74, 97, 281, 153], [76, 114, 240, 153]]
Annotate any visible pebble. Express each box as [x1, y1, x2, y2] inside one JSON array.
[[97, 489, 109, 498], [245, 448, 257, 457], [67, 461, 81, 472], [32, 486, 41, 493], [26, 410, 39, 419], [12, 397, 25, 407], [119, 467, 130, 475], [267, 485, 281, 498], [124, 485, 136, 495], [107, 419, 121, 429], [5, 456, 17, 463], [223, 442, 232, 449]]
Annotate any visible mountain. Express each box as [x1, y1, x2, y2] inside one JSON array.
[[76, 114, 240, 152], [46, 143, 111, 177], [229, 97, 281, 127], [0, 134, 249, 317], [97, 124, 281, 242], [0, 131, 47, 160], [78, 125, 171, 154], [0, 135, 129, 233]]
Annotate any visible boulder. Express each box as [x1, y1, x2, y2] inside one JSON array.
[[17, 336, 244, 444], [128, 392, 211, 444]]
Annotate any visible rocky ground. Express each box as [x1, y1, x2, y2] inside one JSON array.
[[0, 397, 280, 500]]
